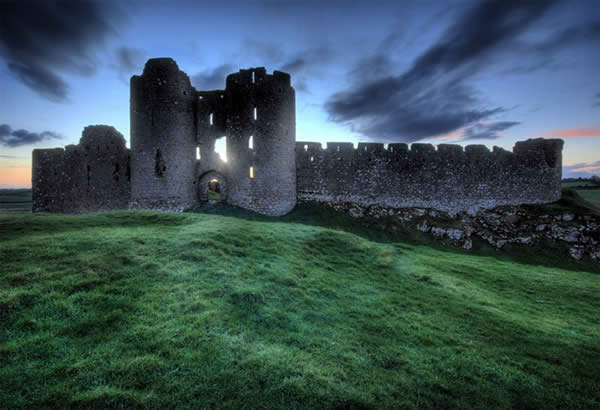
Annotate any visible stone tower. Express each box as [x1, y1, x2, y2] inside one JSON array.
[[223, 68, 296, 216], [129, 58, 197, 210], [194, 67, 296, 216]]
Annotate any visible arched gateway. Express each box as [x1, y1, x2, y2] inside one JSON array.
[[198, 171, 227, 202]]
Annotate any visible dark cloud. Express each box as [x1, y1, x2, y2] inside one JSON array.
[[277, 46, 335, 93], [0, 0, 123, 102], [7, 62, 69, 102], [325, 0, 559, 142], [499, 19, 600, 75], [531, 20, 600, 54], [114, 46, 145, 77], [0, 124, 62, 148], [280, 58, 306, 74], [460, 121, 521, 141], [191, 64, 235, 90], [243, 40, 285, 63]]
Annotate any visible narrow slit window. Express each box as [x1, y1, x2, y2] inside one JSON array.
[[337, 145, 340, 152], [196, 146, 201, 160], [304, 144, 308, 152], [252, 71, 255, 84], [209, 113, 213, 125], [253, 107, 257, 120], [249, 135, 253, 149], [249, 166, 254, 179], [310, 156, 314, 162]]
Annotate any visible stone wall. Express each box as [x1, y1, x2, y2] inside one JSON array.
[[32, 125, 130, 213], [296, 138, 564, 214]]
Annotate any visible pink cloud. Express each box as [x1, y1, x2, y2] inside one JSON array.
[[542, 126, 600, 138]]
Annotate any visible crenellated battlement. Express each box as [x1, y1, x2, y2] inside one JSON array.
[[226, 67, 291, 89], [296, 138, 563, 169]]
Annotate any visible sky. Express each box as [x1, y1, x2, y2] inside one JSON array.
[[1, 0, 599, 188]]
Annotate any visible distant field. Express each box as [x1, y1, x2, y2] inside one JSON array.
[[577, 189, 600, 206], [0, 189, 31, 211], [562, 181, 597, 188], [1, 204, 599, 408]]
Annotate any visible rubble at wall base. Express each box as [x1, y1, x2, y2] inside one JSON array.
[[300, 199, 600, 263]]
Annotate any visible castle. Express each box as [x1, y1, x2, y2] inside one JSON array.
[[32, 58, 564, 216]]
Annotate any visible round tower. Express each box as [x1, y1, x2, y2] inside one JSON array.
[[224, 68, 296, 216], [130, 58, 197, 210]]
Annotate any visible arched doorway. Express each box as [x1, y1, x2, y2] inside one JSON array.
[[198, 171, 227, 203]]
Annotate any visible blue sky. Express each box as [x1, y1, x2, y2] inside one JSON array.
[[1, 0, 599, 187]]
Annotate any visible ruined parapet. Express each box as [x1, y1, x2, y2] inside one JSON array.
[[32, 125, 130, 213], [296, 138, 564, 214], [130, 58, 197, 210]]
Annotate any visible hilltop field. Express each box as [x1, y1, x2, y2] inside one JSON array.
[[1, 189, 599, 408]]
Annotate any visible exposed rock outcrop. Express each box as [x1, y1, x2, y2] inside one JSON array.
[[308, 200, 600, 262]]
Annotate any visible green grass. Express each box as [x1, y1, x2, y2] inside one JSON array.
[[577, 189, 600, 207], [1, 206, 599, 408], [208, 190, 222, 201]]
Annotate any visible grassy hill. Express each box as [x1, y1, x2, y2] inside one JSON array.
[[1, 205, 599, 408]]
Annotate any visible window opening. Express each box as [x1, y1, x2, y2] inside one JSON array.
[[249, 166, 254, 179]]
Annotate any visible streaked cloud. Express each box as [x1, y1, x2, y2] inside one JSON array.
[[0, 124, 62, 147], [325, 0, 556, 142]]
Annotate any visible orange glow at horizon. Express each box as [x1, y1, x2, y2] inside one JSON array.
[[434, 129, 464, 140], [0, 162, 31, 188], [542, 126, 600, 138]]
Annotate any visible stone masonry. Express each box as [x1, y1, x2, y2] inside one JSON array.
[[32, 58, 564, 216]]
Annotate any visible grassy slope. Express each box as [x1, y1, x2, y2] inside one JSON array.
[[1, 208, 599, 408]]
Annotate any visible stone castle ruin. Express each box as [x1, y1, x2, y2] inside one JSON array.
[[32, 58, 564, 216]]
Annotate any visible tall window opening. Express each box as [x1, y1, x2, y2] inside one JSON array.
[[196, 146, 201, 160], [253, 107, 257, 120], [214, 136, 227, 162], [249, 135, 253, 149], [252, 71, 255, 84], [209, 113, 213, 125], [249, 166, 254, 179]]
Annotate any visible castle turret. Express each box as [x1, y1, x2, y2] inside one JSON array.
[[222, 67, 296, 216], [130, 58, 197, 210]]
